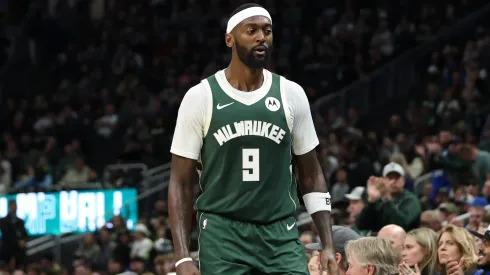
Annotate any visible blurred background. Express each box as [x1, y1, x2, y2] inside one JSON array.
[[0, 0, 490, 274]]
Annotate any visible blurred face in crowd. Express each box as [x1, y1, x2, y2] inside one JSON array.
[[482, 181, 490, 198], [478, 238, 490, 266], [336, 169, 347, 183], [108, 259, 121, 273], [438, 232, 462, 265], [300, 231, 315, 245], [130, 260, 145, 273], [98, 228, 110, 242], [469, 207, 485, 228], [401, 236, 425, 266], [347, 199, 364, 220], [439, 131, 451, 147], [9, 200, 17, 215], [154, 255, 175, 275], [386, 172, 405, 194], [227, 16, 273, 69], [420, 212, 442, 232], [74, 265, 91, 275]]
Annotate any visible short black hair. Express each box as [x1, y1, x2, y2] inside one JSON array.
[[230, 3, 263, 18]]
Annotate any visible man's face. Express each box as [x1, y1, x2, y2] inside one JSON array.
[[386, 173, 404, 194], [469, 207, 484, 227], [232, 16, 273, 69], [347, 200, 364, 218], [130, 260, 145, 273], [478, 239, 490, 266], [420, 214, 441, 232]]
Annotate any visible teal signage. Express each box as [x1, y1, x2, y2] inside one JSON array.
[[0, 189, 138, 236]]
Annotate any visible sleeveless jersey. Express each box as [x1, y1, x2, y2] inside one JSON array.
[[196, 71, 299, 224]]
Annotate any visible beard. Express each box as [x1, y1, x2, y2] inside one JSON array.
[[235, 40, 272, 69]]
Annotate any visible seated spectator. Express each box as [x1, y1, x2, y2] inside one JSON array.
[[419, 210, 443, 232], [400, 228, 438, 275], [469, 225, 490, 274], [377, 224, 407, 257], [0, 154, 11, 194], [345, 187, 369, 236], [357, 162, 421, 231], [437, 225, 478, 274], [345, 237, 400, 275], [305, 226, 361, 275], [75, 233, 101, 264], [59, 156, 97, 188], [12, 155, 52, 191], [154, 253, 176, 275], [130, 224, 153, 260]]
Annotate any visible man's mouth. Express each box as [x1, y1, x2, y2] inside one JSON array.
[[479, 250, 485, 259], [253, 45, 267, 55]]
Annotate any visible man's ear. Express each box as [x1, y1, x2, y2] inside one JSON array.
[[225, 33, 234, 48]]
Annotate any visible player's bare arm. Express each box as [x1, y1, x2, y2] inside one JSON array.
[[295, 150, 338, 275], [168, 154, 200, 274]]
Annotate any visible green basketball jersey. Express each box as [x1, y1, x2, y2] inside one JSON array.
[[196, 71, 299, 224]]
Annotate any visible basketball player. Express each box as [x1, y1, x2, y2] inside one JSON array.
[[168, 3, 338, 275]]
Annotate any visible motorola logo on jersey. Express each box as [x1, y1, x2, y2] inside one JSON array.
[[265, 97, 280, 112]]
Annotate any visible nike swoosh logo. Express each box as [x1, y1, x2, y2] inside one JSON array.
[[216, 102, 234, 110], [287, 222, 295, 230]]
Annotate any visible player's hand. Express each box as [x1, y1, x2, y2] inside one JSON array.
[[176, 261, 201, 275], [320, 248, 339, 275]]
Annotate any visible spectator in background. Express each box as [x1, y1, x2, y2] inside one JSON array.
[[438, 202, 460, 223], [0, 200, 28, 270], [0, 154, 11, 195], [332, 167, 350, 204], [59, 156, 96, 189], [344, 237, 400, 275], [357, 163, 421, 231], [400, 228, 438, 275], [130, 224, 152, 260], [345, 187, 369, 236], [305, 226, 361, 275], [460, 144, 490, 187], [466, 197, 488, 232], [154, 253, 176, 275], [419, 210, 443, 232], [469, 225, 490, 274], [75, 233, 100, 265], [437, 225, 478, 274], [377, 224, 407, 257]]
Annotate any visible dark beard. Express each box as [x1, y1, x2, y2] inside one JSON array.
[[235, 41, 271, 69]]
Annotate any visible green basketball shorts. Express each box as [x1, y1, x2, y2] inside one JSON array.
[[197, 212, 309, 275]]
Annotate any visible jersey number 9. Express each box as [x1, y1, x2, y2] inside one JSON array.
[[242, 148, 259, 181]]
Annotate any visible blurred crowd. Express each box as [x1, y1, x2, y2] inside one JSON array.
[[0, 0, 489, 274]]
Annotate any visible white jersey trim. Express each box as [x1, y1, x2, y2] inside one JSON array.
[[201, 78, 213, 137]]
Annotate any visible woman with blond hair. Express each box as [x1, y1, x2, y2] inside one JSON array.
[[437, 225, 478, 275], [400, 228, 438, 275], [345, 237, 399, 275]]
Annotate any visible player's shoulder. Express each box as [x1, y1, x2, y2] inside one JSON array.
[[274, 73, 306, 95], [180, 80, 211, 106]]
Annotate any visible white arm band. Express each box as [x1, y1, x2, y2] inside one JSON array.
[[175, 257, 193, 267], [303, 192, 332, 214]]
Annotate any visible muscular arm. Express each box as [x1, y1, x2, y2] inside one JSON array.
[[295, 150, 335, 253], [168, 154, 197, 259], [167, 83, 208, 260]]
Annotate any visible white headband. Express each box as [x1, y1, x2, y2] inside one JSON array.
[[226, 7, 272, 34]]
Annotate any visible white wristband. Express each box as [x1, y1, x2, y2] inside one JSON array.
[[175, 257, 193, 267], [303, 192, 332, 214]]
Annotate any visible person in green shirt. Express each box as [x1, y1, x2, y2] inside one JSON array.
[[356, 162, 422, 231], [345, 187, 370, 236]]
